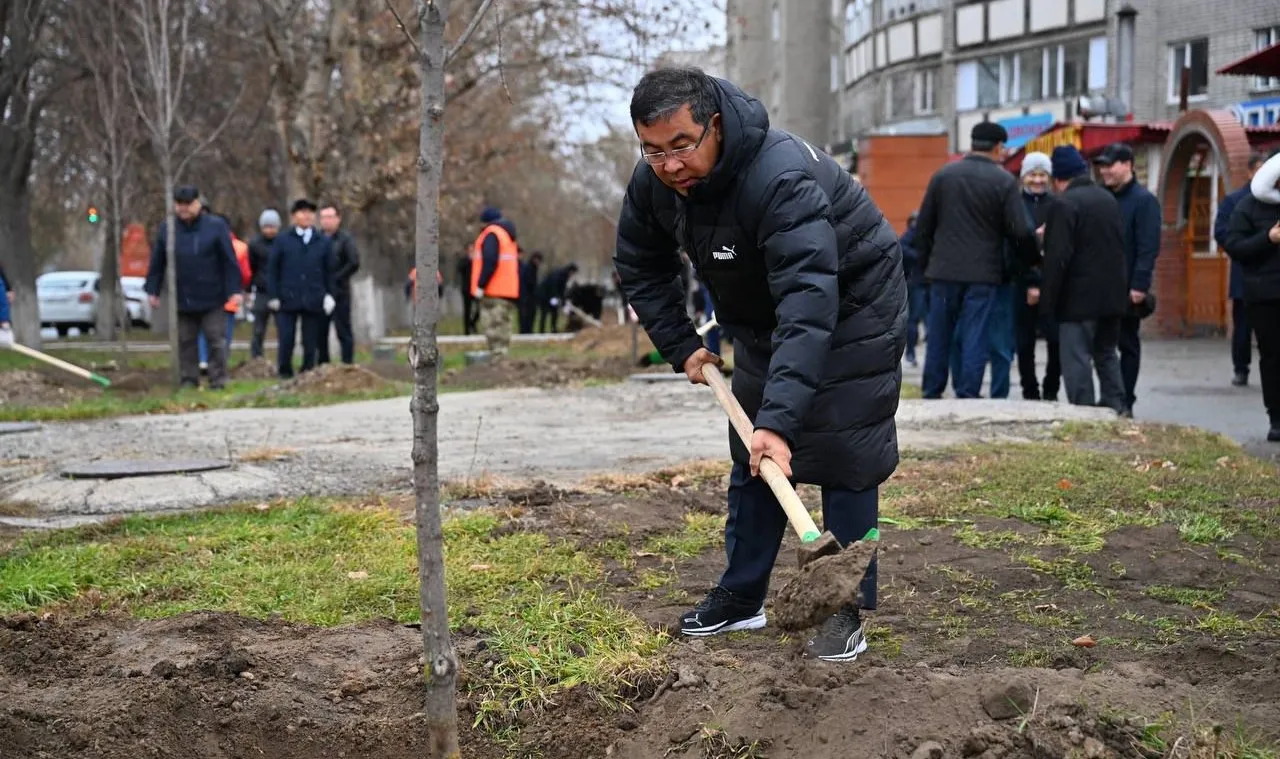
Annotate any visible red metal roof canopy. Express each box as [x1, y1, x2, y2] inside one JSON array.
[[1001, 121, 1171, 174], [1217, 41, 1280, 77]]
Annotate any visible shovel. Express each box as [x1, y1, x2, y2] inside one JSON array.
[[6, 343, 112, 388], [701, 363, 837, 567], [701, 363, 880, 631]]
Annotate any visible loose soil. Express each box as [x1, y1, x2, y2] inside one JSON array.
[[439, 355, 654, 390], [0, 369, 98, 407], [230, 357, 279, 380], [3, 454, 1278, 759], [279, 364, 395, 395]]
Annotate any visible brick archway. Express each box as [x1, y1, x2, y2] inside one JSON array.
[[1153, 110, 1253, 335]]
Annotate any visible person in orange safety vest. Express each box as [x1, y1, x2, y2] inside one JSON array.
[[470, 207, 520, 355]]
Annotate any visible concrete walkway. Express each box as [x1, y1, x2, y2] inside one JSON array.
[[902, 337, 1277, 460], [0, 383, 1111, 524]]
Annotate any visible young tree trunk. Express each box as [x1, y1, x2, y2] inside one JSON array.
[[163, 168, 180, 387], [0, 181, 42, 348], [410, 1, 459, 757], [96, 202, 121, 342]]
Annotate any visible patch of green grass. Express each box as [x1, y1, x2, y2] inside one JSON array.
[[0, 501, 665, 728], [900, 382, 922, 400], [866, 625, 904, 658], [1143, 585, 1225, 609], [1014, 553, 1098, 591], [636, 568, 675, 590], [1168, 510, 1235, 544], [1007, 646, 1054, 668], [642, 512, 723, 559], [1190, 610, 1273, 638], [954, 524, 1025, 550], [0, 377, 409, 422]]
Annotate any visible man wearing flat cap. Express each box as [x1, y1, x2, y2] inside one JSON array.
[[913, 122, 1038, 399], [1095, 142, 1161, 417], [144, 185, 243, 389], [267, 198, 337, 378]]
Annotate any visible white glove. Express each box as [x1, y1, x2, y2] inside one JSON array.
[[475, 288, 484, 298], [268, 299, 281, 312], [323, 294, 336, 315], [0, 325, 12, 348], [549, 297, 560, 307]]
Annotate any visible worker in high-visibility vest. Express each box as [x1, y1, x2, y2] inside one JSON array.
[[469, 207, 520, 356]]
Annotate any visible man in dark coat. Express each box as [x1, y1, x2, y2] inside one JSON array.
[[914, 122, 1038, 399], [899, 212, 926, 367], [1095, 143, 1162, 414], [144, 185, 243, 389], [1224, 150, 1280, 442], [1041, 147, 1129, 414], [456, 253, 477, 335], [518, 250, 544, 334], [1214, 152, 1267, 387], [536, 263, 577, 333], [267, 199, 337, 379], [317, 203, 360, 365], [247, 209, 280, 359], [614, 68, 905, 662]]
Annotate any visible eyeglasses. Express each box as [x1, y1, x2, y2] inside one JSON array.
[[640, 124, 711, 166]]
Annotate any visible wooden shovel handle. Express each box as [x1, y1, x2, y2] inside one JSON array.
[[702, 364, 822, 543], [8, 343, 104, 385]]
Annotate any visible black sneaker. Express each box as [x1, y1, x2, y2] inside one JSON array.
[[804, 606, 868, 662], [1268, 426, 1280, 443], [678, 586, 766, 637], [1232, 372, 1248, 387]]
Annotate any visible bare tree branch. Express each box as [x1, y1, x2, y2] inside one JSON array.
[[444, 0, 495, 66], [174, 75, 251, 177], [382, 0, 421, 57]]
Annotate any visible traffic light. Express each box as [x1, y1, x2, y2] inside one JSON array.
[[87, 206, 99, 224]]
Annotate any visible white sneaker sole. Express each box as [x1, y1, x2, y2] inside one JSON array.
[[681, 611, 767, 637], [817, 634, 868, 662]]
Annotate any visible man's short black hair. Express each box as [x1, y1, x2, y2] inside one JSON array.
[[630, 67, 719, 127]]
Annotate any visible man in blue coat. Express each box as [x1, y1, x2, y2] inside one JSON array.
[[1214, 152, 1267, 387], [267, 199, 337, 379], [144, 186, 243, 388], [1095, 143, 1162, 416]]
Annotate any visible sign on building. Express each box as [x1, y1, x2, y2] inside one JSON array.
[[1232, 96, 1280, 127], [997, 113, 1056, 151]]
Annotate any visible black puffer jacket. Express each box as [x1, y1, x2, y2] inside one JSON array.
[[615, 78, 905, 491], [1040, 176, 1129, 322], [1224, 193, 1280, 303]]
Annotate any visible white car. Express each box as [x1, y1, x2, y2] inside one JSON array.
[[37, 271, 142, 337]]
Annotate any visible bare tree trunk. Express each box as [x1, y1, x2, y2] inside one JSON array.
[[96, 202, 121, 342], [0, 182, 42, 347], [163, 167, 179, 387], [411, 0, 458, 756]]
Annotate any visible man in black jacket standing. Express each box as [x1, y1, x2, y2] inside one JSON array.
[[144, 185, 243, 389], [518, 250, 543, 334], [1214, 152, 1266, 387], [1041, 147, 1129, 413], [1224, 150, 1280, 442], [914, 123, 1038, 399], [318, 203, 359, 365], [615, 68, 905, 662], [267, 199, 337, 379], [1095, 143, 1161, 415], [248, 209, 280, 360]]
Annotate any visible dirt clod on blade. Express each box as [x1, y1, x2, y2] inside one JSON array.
[[773, 539, 877, 631]]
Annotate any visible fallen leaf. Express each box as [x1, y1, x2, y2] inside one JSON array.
[[1034, 603, 1061, 613], [633, 551, 657, 558], [1161, 460, 1178, 470], [526, 645, 540, 656], [253, 503, 270, 512], [670, 475, 687, 488], [468, 563, 491, 571], [1216, 456, 1231, 468], [1072, 635, 1097, 648], [347, 571, 369, 580], [1057, 478, 1073, 490]]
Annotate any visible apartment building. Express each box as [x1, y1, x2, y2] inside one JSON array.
[[727, 1, 1280, 153]]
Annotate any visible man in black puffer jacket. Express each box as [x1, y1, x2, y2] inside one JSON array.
[[1224, 150, 1280, 442], [615, 68, 905, 663]]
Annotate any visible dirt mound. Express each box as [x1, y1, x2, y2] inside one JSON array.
[[283, 364, 393, 395], [568, 324, 654, 357], [231, 357, 279, 380], [441, 355, 646, 390], [0, 369, 97, 407]]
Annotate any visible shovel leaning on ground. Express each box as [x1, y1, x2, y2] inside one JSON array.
[[5, 342, 112, 388], [701, 362, 880, 631]]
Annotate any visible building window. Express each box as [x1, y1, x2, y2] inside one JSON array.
[[771, 3, 781, 41], [1256, 27, 1280, 91], [1019, 49, 1045, 101], [887, 71, 915, 120], [1167, 38, 1209, 102], [1062, 39, 1090, 97], [976, 56, 1002, 108], [844, 0, 871, 46], [914, 68, 937, 114], [831, 55, 840, 92]]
